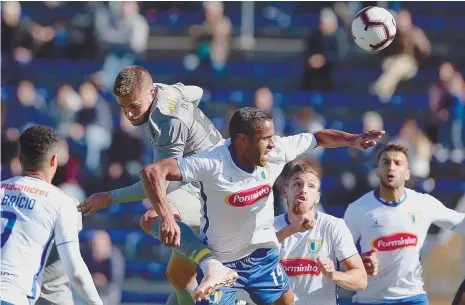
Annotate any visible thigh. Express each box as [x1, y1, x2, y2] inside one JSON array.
[[244, 250, 291, 305], [167, 184, 202, 229]]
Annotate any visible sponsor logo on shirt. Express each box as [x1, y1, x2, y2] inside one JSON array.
[[307, 239, 323, 253], [372, 232, 418, 251], [280, 258, 320, 276], [225, 184, 272, 207]]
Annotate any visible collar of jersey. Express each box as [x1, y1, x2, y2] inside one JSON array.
[[228, 145, 255, 174], [374, 188, 407, 207], [284, 211, 318, 226]]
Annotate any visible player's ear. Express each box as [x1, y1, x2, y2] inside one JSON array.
[[315, 192, 321, 204], [282, 186, 287, 196], [50, 154, 58, 168], [405, 168, 411, 181]]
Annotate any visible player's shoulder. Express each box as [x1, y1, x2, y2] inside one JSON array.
[[317, 211, 347, 231], [153, 83, 195, 119], [405, 188, 440, 205]]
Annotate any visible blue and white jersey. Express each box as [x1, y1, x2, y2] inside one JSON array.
[[177, 133, 317, 263], [344, 188, 465, 303], [0, 176, 81, 304]]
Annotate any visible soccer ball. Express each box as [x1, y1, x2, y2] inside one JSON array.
[[351, 6, 397, 52]]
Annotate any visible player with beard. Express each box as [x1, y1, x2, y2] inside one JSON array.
[[139, 107, 385, 304], [237, 163, 369, 305], [344, 143, 465, 305]]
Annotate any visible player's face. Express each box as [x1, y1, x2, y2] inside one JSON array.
[[285, 172, 320, 215], [376, 151, 410, 189], [250, 120, 276, 167], [117, 84, 156, 126]]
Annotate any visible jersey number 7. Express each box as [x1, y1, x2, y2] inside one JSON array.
[[1, 211, 17, 248]]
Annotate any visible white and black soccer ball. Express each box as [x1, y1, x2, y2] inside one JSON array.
[[351, 6, 397, 52]]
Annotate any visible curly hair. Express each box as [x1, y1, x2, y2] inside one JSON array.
[[229, 107, 273, 141], [113, 65, 153, 97], [19, 125, 58, 170]]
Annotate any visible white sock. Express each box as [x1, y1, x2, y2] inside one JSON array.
[[186, 280, 198, 296], [198, 257, 222, 277]]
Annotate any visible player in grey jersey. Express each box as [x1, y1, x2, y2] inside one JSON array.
[[78, 65, 237, 304], [36, 202, 83, 305]]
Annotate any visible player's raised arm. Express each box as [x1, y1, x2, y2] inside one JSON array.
[[140, 152, 214, 247], [313, 129, 385, 149], [54, 201, 102, 305], [78, 117, 188, 216]]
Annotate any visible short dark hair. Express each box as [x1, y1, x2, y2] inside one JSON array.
[[285, 163, 320, 187], [19, 125, 58, 170], [113, 65, 153, 97], [229, 107, 273, 141], [376, 143, 410, 163]]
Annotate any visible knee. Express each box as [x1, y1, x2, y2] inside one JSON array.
[[139, 208, 182, 234]]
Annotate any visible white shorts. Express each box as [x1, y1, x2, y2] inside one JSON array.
[[167, 182, 202, 231], [0, 288, 33, 305]]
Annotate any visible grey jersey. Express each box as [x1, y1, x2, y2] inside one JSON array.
[[145, 83, 223, 162], [37, 211, 83, 305]]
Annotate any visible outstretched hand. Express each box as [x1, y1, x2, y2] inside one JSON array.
[[353, 130, 385, 150]]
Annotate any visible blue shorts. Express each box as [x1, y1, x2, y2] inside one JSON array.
[[197, 248, 291, 305]]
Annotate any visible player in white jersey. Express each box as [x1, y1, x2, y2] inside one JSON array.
[[237, 163, 368, 305], [0, 126, 102, 305], [139, 107, 384, 303], [77, 65, 236, 305], [344, 143, 465, 305]]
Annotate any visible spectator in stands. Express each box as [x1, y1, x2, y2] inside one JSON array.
[[4, 80, 50, 131], [94, 1, 149, 91], [81, 230, 125, 305], [49, 84, 82, 138], [75, 82, 113, 173], [344, 111, 389, 202], [286, 106, 326, 161], [394, 118, 433, 181], [372, 9, 431, 102], [105, 113, 145, 183], [1, 1, 22, 55], [301, 7, 348, 92], [428, 63, 465, 153], [189, 1, 232, 72], [447, 73, 465, 152], [427, 62, 459, 144], [254, 87, 285, 136]]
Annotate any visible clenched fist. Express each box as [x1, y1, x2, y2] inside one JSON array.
[[317, 257, 336, 280]]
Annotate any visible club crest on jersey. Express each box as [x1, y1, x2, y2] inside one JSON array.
[[258, 167, 270, 181], [372, 232, 418, 251], [225, 184, 272, 207], [280, 258, 320, 276], [307, 239, 322, 253], [209, 291, 223, 304], [164, 98, 178, 114], [409, 212, 419, 224]]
